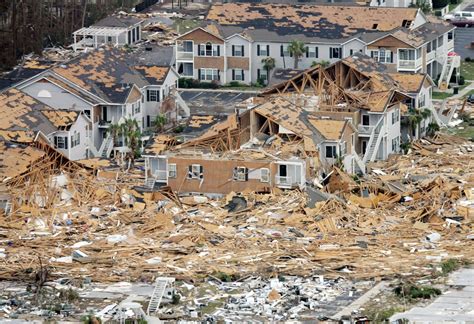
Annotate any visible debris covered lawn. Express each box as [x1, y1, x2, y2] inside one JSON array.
[[0, 133, 473, 320]]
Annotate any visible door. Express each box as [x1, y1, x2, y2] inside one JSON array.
[[102, 106, 108, 122], [362, 140, 368, 154]]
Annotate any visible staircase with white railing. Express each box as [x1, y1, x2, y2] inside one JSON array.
[[363, 118, 384, 163], [147, 277, 173, 316], [98, 133, 114, 158], [438, 54, 460, 91]]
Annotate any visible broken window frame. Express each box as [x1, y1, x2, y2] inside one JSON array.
[[233, 166, 248, 182], [187, 164, 203, 180]]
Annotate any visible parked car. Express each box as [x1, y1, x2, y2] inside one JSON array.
[[444, 11, 474, 21]]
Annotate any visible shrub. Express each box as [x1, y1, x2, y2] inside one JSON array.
[[441, 259, 460, 274], [394, 283, 441, 299], [465, 57, 471, 62], [228, 81, 241, 87], [458, 75, 465, 85]]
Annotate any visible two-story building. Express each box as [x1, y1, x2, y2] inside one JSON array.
[[13, 48, 180, 158], [175, 3, 456, 86]]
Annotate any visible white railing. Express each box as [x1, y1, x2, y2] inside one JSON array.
[[362, 117, 384, 163], [177, 51, 193, 61], [426, 50, 435, 62], [358, 124, 374, 134], [398, 58, 422, 70]]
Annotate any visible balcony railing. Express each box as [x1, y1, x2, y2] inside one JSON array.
[[275, 176, 296, 187], [177, 51, 193, 61], [426, 50, 435, 62], [358, 124, 374, 135], [398, 58, 422, 70]]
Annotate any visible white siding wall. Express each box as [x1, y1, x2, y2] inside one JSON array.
[[226, 36, 251, 84], [385, 107, 401, 156]]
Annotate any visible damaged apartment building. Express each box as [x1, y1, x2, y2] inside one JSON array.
[[4, 47, 187, 160], [143, 54, 434, 194], [175, 3, 457, 86]]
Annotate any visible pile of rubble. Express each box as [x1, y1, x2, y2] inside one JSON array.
[[0, 133, 472, 320]]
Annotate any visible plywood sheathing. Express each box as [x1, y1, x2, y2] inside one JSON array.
[[309, 119, 346, 141], [41, 110, 78, 130], [0, 141, 46, 181], [206, 3, 418, 38]]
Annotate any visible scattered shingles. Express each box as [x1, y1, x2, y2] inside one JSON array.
[[41, 110, 79, 130], [133, 66, 169, 84], [206, 3, 418, 39]]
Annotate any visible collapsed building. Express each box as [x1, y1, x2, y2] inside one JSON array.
[[144, 54, 436, 193]]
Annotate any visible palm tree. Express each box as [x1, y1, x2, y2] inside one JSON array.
[[261, 57, 275, 85], [120, 118, 141, 168], [108, 123, 121, 147], [153, 114, 167, 133], [287, 40, 306, 69], [408, 111, 423, 138]]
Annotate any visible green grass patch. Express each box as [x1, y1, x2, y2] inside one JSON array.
[[461, 61, 474, 81], [441, 259, 460, 275], [432, 91, 452, 100], [451, 121, 474, 140], [364, 306, 404, 322]]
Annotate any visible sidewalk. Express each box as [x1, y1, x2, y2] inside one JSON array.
[[452, 81, 474, 99]]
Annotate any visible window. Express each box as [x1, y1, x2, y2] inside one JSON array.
[[462, 12, 472, 17], [402, 20, 412, 28], [107, 36, 112, 42], [187, 164, 203, 179], [257, 44, 269, 56], [182, 40, 193, 52], [147, 90, 159, 102], [257, 69, 268, 82], [70, 131, 80, 147], [233, 167, 248, 181], [418, 94, 426, 108], [280, 45, 290, 57], [427, 42, 432, 53], [362, 114, 370, 126], [168, 164, 177, 178], [232, 69, 244, 81], [134, 101, 141, 114], [399, 49, 415, 60], [371, 49, 392, 63], [232, 45, 244, 57], [199, 43, 219, 56], [392, 136, 399, 152], [392, 109, 399, 124], [448, 31, 454, 41], [54, 136, 68, 149], [329, 47, 341, 59], [260, 168, 270, 183], [438, 36, 444, 47], [199, 69, 219, 81], [306, 46, 318, 58], [340, 142, 347, 156], [325, 145, 337, 158]]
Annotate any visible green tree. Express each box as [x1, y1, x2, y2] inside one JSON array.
[[288, 40, 306, 69], [108, 122, 122, 146], [311, 60, 330, 68], [427, 122, 440, 136], [261, 57, 276, 85], [153, 114, 167, 133]]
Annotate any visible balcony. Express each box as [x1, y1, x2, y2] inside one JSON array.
[[358, 124, 374, 135], [426, 50, 435, 63], [152, 170, 168, 182], [275, 176, 298, 188], [397, 58, 422, 71], [177, 51, 193, 61]]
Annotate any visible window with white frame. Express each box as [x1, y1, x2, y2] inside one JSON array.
[[147, 90, 159, 102], [392, 136, 399, 152], [232, 69, 244, 81], [307, 46, 318, 58], [371, 49, 392, 63], [340, 142, 347, 156], [260, 168, 270, 183], [199, 43, 219, 56], [232, 45, 244, 57], [329, 47, 341, 59], [199, 69, 219, 81], [281, 44, 290, 57], [392, 108, 399, 124], [325, 145, 337, 158], [257, 44, 269, 56], [54, 136, 68, 149], [71, 131, 80, 147], [418, 94, 426, 108], [257, 69, 268, 82], [168, 163, 177, 178], [187, 164, 203, 179], [134, 101, 141, 114], [233, 166, 248, 181]]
